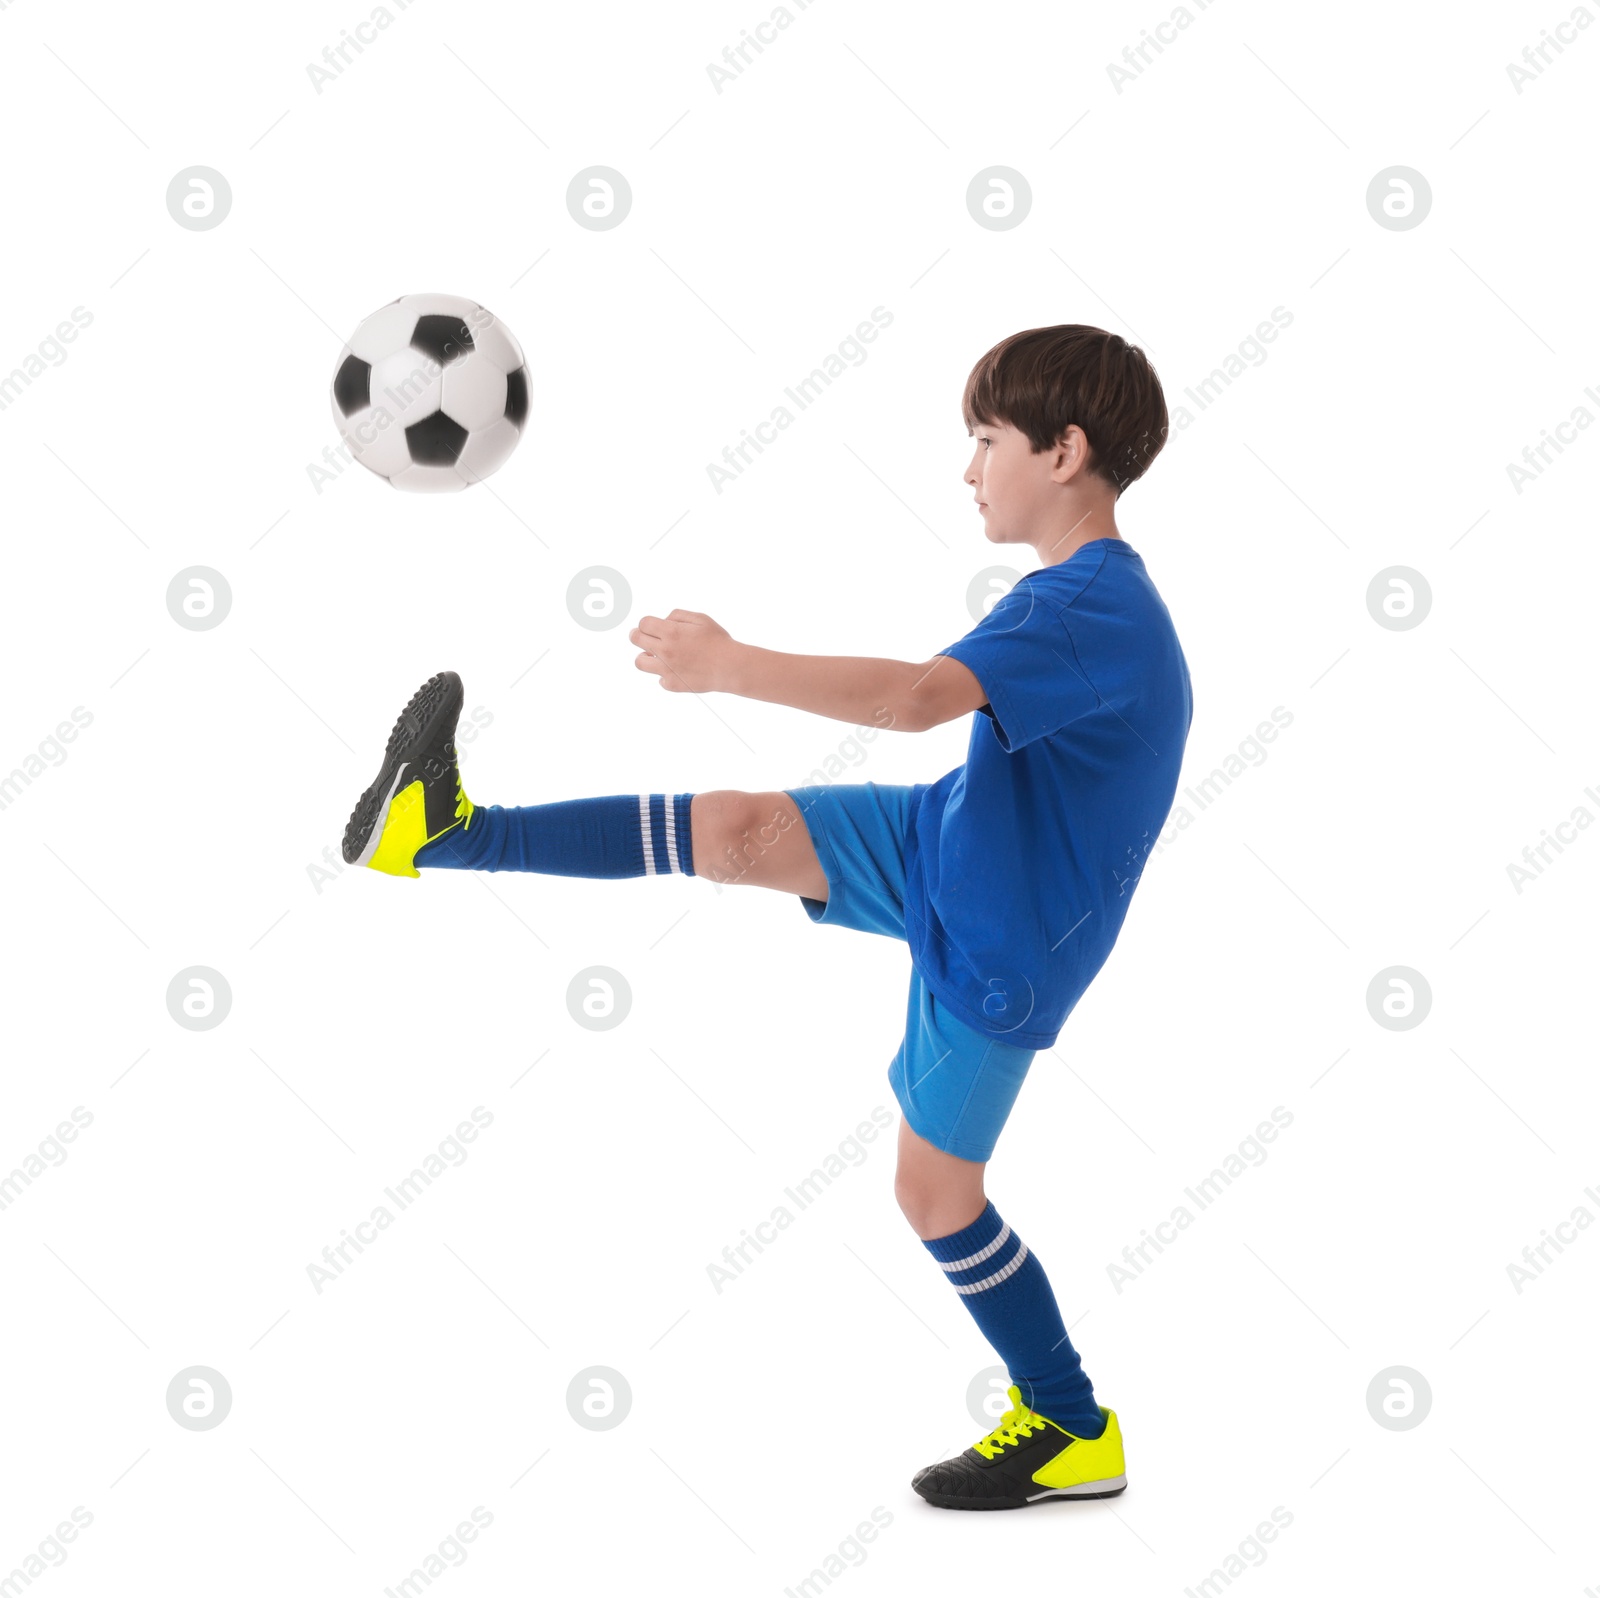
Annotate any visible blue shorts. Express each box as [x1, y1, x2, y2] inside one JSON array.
[[782, 781, 1036, 1163]]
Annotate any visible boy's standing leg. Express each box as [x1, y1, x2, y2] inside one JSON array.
[[895, 1120, 1103, 1433], [876, 947, 1126, 1508], [895, 1113, 1128, 1508]]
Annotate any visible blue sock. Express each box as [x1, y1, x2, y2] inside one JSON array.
[[415, 793, 696, 877], [923, 1199, 1105, 1437]]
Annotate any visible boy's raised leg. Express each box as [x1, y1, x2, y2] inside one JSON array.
[[342, 673, 828, 900]]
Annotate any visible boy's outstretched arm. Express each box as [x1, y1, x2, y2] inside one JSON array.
[[628, 608, 987, 732]]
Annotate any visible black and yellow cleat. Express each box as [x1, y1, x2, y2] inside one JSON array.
[[342, 671, 475, 878], [911, 1386, 1126, 1510]]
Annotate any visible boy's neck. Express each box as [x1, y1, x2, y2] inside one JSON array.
[[1034, 511, 1122, 568]]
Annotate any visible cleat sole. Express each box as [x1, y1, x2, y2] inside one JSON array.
[[342, 671, 464, 866]]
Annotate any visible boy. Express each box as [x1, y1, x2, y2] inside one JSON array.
[[340, 324, 1192, 1510]]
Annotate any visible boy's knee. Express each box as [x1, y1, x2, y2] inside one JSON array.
[[693, 790, 798, 886], [895, 1170, 984, 1241], [894, 1176, 935, 1235], [689, 790, 750, 865], [689, 790, 729, 830]]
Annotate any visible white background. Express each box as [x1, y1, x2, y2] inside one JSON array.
[[2, 0, 1596, 1593]]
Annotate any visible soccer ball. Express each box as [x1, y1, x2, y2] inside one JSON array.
[[330, 293, 529, 492]]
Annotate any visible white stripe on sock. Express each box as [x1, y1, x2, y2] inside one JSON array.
[[638, 793, 656, 875], [954, 1241, 1029, 1296], [939, 1222, 1011, 1273], [664, 795, 683, 874]]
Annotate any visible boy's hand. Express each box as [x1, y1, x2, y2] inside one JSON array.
[[630, 610, 739, 694]]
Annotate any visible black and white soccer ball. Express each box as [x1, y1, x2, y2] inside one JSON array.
[[330, 293, 529, 492]]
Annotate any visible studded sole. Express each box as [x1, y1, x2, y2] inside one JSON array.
[[341, 671, 463, 866]]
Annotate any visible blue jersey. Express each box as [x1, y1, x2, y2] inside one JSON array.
[[903, 538, 1193, 1050]]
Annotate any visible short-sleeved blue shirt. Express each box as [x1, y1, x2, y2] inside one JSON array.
[[903, 538, 1193, 1050]]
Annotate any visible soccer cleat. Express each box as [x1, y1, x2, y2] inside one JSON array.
[[911, 1386, 1126, 1510], [342, 671, 475, 877]]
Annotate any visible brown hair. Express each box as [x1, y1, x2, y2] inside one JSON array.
[[962, 325, 1168, 495]]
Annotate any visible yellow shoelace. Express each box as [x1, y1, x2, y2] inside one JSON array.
[[972, 1405, 1049, 1459]]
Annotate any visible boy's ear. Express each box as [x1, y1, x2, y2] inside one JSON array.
[[1054, 426, 1096, 479]]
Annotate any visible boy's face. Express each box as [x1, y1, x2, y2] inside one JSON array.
[[963, 416, 1105, 561], [963, 418, 1055, 548]]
